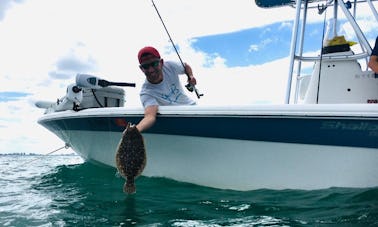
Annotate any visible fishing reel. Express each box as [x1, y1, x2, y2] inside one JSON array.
[[185, 83, 203, 99]]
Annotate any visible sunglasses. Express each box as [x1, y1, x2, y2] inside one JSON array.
[[140, 60, 160, 70]]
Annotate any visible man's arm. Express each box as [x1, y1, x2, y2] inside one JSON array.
[[368, 55, 378, 73], [184, 63, 197, 85], [136, 105, 158, 133]]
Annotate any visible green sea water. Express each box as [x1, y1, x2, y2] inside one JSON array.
[[0, 155, 377, 226]]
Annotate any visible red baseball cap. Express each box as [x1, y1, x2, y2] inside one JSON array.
[[138, 46, 161, 63]]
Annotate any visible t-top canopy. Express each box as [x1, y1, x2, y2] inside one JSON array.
[[255, 0, 295, 8]]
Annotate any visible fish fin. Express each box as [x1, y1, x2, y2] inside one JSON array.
[[123, 180, 136, 194]]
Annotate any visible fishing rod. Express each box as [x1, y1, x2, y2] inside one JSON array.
[[151, 0, 203, 99]]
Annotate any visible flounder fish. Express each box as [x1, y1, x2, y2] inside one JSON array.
[[115, 123, 146, 194]]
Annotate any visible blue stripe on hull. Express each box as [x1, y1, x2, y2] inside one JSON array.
[[39, 115, 378, 149]]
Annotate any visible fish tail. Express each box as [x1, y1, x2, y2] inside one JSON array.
[[123, 180, 136, 194]]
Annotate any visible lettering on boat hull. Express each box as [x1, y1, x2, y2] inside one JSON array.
[[321, 121, 378, 137]]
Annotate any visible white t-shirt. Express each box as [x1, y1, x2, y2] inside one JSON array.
[[140, 61, 196, 108]]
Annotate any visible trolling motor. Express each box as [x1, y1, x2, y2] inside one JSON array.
[[36, 74, 135, 113], [74, 74, 135, 110], [54, 83, 83, 111], [35, 83, 83, 111], [76, 74, 136, 89]]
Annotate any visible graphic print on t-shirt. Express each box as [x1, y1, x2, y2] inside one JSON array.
[[159, 84, 182, 104]]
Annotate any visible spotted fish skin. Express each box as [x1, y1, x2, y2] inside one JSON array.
[[115, 123, 146, 194]]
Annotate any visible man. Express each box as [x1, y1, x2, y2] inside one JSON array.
[[368, 36, 378, 73], [135, 46, 197, 132]]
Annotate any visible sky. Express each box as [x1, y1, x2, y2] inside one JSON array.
[[0, 0, 377, 154]]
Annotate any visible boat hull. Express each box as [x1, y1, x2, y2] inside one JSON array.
[[38, 105, 378, 190]]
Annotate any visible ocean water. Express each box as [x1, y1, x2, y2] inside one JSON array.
[[0, 155, 377, 226]]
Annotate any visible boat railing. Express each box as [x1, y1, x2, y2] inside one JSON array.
[[294, 52, 370, 62], [287, 0, 378, 103], [367, 0, 378, 21]]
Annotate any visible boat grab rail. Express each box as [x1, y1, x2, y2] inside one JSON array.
[[294, 52, 369, 62]]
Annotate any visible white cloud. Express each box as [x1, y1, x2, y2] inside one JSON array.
[[0, 98, 67, 154], [195, 56, 289, 106], [48, 43, 99, 80], [249, 44, 259, 52], [279, 21, 292, 30], [248, 38, 274, 53], [151, 0, 295, 38], [0, 0, 23, 20]]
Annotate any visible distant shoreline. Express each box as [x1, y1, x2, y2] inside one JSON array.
[[0, 153, 77, 156]]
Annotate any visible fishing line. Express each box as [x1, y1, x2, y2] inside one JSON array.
[[316, 3, 328, 104], [0, 143, 70, 175], [151, 0, 203, 99]]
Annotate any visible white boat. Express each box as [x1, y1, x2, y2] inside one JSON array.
[[36, 0, 378, 190]]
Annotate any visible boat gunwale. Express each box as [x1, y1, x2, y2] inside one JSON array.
[[37, 104, 378, 123]]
